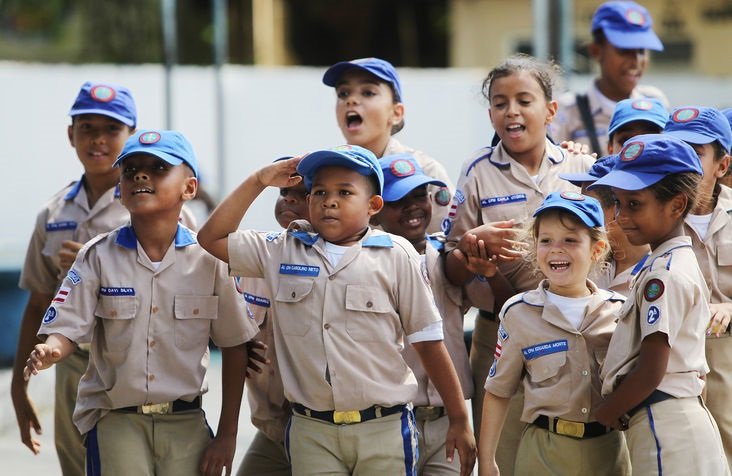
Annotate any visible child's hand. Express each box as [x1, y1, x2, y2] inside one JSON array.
[[560, 140, 597, 158], [24, 344, 62, 380], [453, 233, 499, 278], [707, 303, 732, 337], [593, 400, 628, 431], [461, 221, 525, 262], [445, 419, 477, 476], [58, 240, 83, 275], [245, 340, 270, 378], [254, 157, 302, 189], [199, 433, 236, 476], [478, 459, 500, 476]]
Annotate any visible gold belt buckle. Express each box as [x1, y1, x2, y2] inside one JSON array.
[[555, 419, 585, 438], [333, 410, 361, 424], [141, 402, 171, 415]]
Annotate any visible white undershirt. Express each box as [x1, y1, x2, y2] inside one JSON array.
[[323, 241, 350, 267], [151, 261, 162, 271], [686, 213, 713, 241], [546, 290, 591, 330]]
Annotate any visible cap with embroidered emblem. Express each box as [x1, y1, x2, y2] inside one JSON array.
[[664, 106, 732, 154], [533, 192, 605, 228], [560, 155, 619, 186], [379, 154, 447, 202], [69, 81, 137, 127], [588, 134, 702, 191], [591, 1, 663, 51], [323, 58, 403, 102], [297, 145, 383, 193], [115, 130, 199, 178], [608, 97, 668, 137]]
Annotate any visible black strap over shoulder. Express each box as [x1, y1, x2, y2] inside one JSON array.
[[576, 93, 601, 155]]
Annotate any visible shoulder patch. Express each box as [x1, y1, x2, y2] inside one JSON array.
[[67, 269, 82, 286], [488, 358, 498, 378], [643, 279, 664, 302], [647, 305, 661, 325], [434, 187, 451, 206], [498, 322, 509, 341], [42, 306, 57, 324]]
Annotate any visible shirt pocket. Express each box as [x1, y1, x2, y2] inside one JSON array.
[[95, 296, 138, 352], [524, 351, 569, 407], [174, 296, 218, 351], [716, 243, 732, 267], [480, 200, 529, 223], [274, 280, 315, 336], [344, 285, 394, 342]]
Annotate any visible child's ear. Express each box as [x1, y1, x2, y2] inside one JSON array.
[[545, 100, 558, 125], [390, 103, 405, 127], [67, 125, 75, 147], [669, 193, 688, 219], [181, 176, 198, 202], [588, 41, 602, 60], [367, 195, 384, 216], [591, 239, 607, 262], [715, 155, 731, 179]]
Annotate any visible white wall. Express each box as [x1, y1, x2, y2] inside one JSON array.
[[1, 61, 731, 269]]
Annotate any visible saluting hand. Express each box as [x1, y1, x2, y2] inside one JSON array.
[[254, 157, 302, 189]]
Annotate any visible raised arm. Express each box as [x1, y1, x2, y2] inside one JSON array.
[[198, 157, 302, 263]]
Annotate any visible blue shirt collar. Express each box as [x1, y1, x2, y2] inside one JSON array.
[[115, 224, 197, 250], [65, 176, 121, 200], [362, 233, 393, 248]]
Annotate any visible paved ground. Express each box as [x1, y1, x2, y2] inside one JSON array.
[[0, 352, 257, 475]]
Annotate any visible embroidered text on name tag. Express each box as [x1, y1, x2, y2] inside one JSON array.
[[522, 339, 568, 360], [46, 221, 78, 232], [244, 293, 271, 307], [100, 287, 136, 296], [279, 264, 320, 277], [480, 194, 527, 208]]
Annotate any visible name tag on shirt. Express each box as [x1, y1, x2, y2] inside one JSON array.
[[46, 221, 77, 232], [480, 194, 527, 208], [522, 339, 568, 360], [99, 287, 136, 296], [279, 263, 320, 277], [244, 293, 271, 308]]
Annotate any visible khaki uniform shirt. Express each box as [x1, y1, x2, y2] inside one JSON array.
[[601, 236, 710, 398], [20, 177, 198, 295], [486, 280, 623, 423], [228, 222, 442, 411], [402, 235, 473, 407], [385, 137, 455, 234], [37, 224, 258, 435], [238, 277, 289, 444], [549, 83, 668, 154], [445, 139, 594, 295], [684, 185, 732, 311]]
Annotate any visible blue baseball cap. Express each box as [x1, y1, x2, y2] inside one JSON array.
[[592, 1, 663, 51], [379, 154, 447, 202], [588, 134, 702, 191], [533, 192, 605, 228], [69, 81, 137, 127], [559, 155, 619, 186], [323, 58, 403, 102], [722, 108, 732, 131], [664, 107, 732, 154], [297, 145, 384, 193], [608, 98, 668, 137], [115, 130, 199, 178]]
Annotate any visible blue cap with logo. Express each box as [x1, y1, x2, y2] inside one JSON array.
[[323, 58, 403, 102], [588, 134, 702, 191], [608, 98, 668, 137], [533, 192, 605, 228], [297, 145, 383, 193], [560, 155, 619, 186], [592, 1, 663, 51], [664, 106, 732, 154], [69, 81, 137, 127], [723, 108, 732, 131], [115, 130, 199, 178], [379, 154, 447, 202]]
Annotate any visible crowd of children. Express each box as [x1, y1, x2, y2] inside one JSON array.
[[12, 0, 732, 475]]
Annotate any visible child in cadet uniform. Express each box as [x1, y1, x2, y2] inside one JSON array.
[[591, 134, 729, 475], [322, 57, 454, 233], [720, 108, 732, 189], [236, 157, 307, 476], [198, 145, 476, 476], [550, 1, 667, 155], [10, 81, 137, 475], [663, 106, 732, 469], [442, 53, 595, 475], [560, 97, 666, 293], [371, 153, 479, 475], [24, 130, 259, 476], [479, 192, 630, 476]]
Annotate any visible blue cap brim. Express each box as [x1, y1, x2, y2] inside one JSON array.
[[297, 151, 383, 193], [70, 108, 136, 127], [114, 150, 186, 170], [383, 176, 447, 202], [559, 172, 598, 186], [664, 130, 717, 146], [532, 202, 602, 228], [588, 169, 664, 191], [603, 29, 664, 51]]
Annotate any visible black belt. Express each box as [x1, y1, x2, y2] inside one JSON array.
[[292, 402, 406, 425], [116, 396, 202, 415], [533, 415, 612, 439], [628, 390, 675, 417], [414, 405, 446, 421], [478, 309, 497, 322]]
